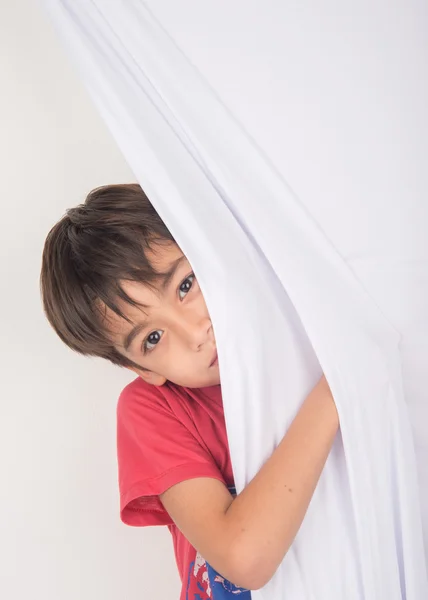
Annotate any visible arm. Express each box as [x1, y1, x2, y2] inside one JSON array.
[[160, 376, 338, 590]]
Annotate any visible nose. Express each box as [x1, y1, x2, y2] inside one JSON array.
[[185, 316, 213, 351], [167, 302, 214, 350]]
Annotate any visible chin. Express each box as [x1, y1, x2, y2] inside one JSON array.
[[172, 371, 221, 389]]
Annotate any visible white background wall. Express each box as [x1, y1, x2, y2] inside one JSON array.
[[0, 2, 180, 598]]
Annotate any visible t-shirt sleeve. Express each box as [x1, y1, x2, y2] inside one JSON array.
[[117, 380, 226, 527]]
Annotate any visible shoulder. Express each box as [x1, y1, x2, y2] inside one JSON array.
[[118, 376, 164, 403], [117, 378, 195, 441], [118, 377, 213, 417], [118, 377, 173, 419]]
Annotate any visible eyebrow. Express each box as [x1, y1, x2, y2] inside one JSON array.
[[123, 321, 148, 352], [158, 254, 188, 290], [122, 255, 188, 351]]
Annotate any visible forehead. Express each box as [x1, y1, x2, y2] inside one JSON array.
[[144, 240, 184, 273]]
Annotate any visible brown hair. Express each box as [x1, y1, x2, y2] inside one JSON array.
[[40, 183, 174, 368]]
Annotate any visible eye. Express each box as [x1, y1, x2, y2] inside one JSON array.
[[179, 273, 195, 300], [143, 329, 163, 354]]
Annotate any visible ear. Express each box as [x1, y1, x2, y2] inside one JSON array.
[[128, 366, 167, 387]]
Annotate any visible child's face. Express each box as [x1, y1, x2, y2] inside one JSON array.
[[106, 243, 220, 388]]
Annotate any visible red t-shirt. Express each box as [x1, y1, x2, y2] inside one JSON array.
[[117, 377, 246, 599]]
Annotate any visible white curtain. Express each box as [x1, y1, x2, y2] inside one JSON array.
[[44, 2, 428, 599]]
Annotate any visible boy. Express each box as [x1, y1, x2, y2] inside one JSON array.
[[41, 183, 338, 599]]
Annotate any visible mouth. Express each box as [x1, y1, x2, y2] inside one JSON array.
[[209, 350, 219, 368]]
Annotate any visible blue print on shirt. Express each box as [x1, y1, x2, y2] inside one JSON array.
[[186, 557, 250, 599], [185, 486, 251, 599], [206, 563, 250, 598]]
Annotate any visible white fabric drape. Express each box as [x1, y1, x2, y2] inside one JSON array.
[[44, 2, 428, 599]]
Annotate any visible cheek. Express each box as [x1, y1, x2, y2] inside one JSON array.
[[161, 352, 201, 383]]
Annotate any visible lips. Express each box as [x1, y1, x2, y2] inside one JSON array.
[[210, 350, 219, 367]]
